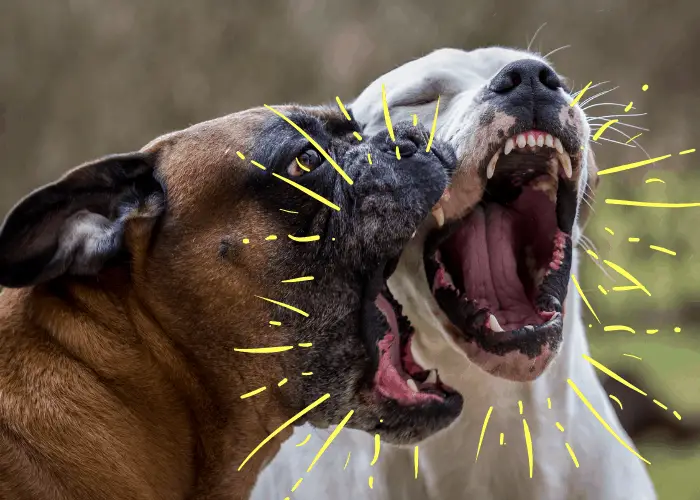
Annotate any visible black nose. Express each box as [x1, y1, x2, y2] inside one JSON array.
[[489, 59, 562, 94]]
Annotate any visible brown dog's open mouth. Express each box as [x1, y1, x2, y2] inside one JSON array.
[[423, 130, 578, 381]]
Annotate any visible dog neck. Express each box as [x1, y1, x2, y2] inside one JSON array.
[[0, 269, 292, 499]]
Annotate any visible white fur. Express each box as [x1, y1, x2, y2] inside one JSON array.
[[251, 47, 656, 500]]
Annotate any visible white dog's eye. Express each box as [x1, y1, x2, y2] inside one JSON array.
[[288, 149, 323, 177]]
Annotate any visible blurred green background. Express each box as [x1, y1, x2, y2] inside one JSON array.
[[1, 0, 699, 497]]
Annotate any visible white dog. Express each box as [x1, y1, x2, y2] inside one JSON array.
[[251, 47, 656, 500]]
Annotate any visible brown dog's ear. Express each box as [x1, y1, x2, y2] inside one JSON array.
[[0, 152, 164, 288], [577, 147, 599, 230]]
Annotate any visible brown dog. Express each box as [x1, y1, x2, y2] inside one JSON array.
[[0, 105, 461, 499]]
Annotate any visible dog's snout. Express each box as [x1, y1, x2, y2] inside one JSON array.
[[489, 59, 561, 94]]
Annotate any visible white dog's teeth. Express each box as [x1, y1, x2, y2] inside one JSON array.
[[545, 134, 554, 148], [557, 152, 573, 178], [411, 231, 417, 239], [486, 149, 501, 179], [426, 370, 438, 385], [516, 134, 527, 149], [504, 138, 514, 155], [407, 379, 419, 393], [432, 206, 445, 228], [554, 137, 564, 155], [488, 314, 504, 332], [536, 135, 545, 147], [527, 134, 536, 148]]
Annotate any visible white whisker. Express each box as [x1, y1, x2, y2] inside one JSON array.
[[583, 103, 637, 111], [527, 23, 548, 51], [592, 136, 636, 148], [590, 121, 649, 132], [590, 113, 647, 119], [543, 44, 571, 59], [595, 127, 653, 161], [580, 87, 620, 107], [571, 81, 610, 97]]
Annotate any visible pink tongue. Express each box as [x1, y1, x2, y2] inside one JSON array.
[[449, 204, 534, 330], [375, 294, 399, 335]]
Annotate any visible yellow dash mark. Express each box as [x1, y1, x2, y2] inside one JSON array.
[[370, 434, 381, 466], [306, 410, 354, 472], [412, 114, 418, 126], [344, 452, 351, 470], [547, 398, 552, 409], [674, 411, 682, 420], [301, 372, 313, 376], [626, 133, 643, 144], [368, 476, 374, 489], [288, 234, 320, 243], [414, 446, 419, 478], [597, 154, 672, 176], [582, 355, 648, 396], [242, 238, 250, 244], [278, 378, 288, 387], [613, 286, 642, 292], [269, 321, 281, 326], [353, 132, 363, 141], [605, 227, 615, 235], [272, 173, 340, 211], [592, 119, 619, 141], [628, 237, 640, 243], [381, 84, 396, 142], [567, 379, 650, 464], [254, 295, 309, 317], [281, 276, 314, 283], [264, 105, 353, 185], [556, 422, 565, 432], [523, 419, 534, 479], [292, 478, 303, 492], [674, 327, 682, 333], [570, 81, 593, 106], [295, 157, 311, 172], [367, 153, 372, 165], [571, 274, 601, 324], [679, 148, 696, 155], [625, 102, 633, 112], [586, 249, 599, 260], [598, 285, 608, 295], [609, 395, 623, 410], [603, 325, 636, 334], [240, 386, 266, 399], [518, 400, 524, 415], [251, 160, 267, 170], [238, 393, 330, 470], [335, 96, 352, 121], [650, 245, 677, 256], [475, 406, 494, 462], [426, 96, 441, 152], [645, 178, 665, 184], [500, 433, 505, 445], [646, 329, 659, 335], [653, 399, 669, 410], [642, 84, 649, 91], [606, 199, 700, 208], [395, 146, 401, 160], [298, 343, 312, 348], [565, 443, 580, 468], [236, 151, 246, 160], [603, 260, 651, 296], [280, 209, 299, 214], [623, 353, 643, 360], [265, 235, 277, 241], [234, 346, 294, 353]]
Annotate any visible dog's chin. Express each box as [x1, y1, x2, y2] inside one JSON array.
[[420, 129, 582, 382]]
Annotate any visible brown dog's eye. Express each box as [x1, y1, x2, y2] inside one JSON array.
[[288, 149, 323, 177]]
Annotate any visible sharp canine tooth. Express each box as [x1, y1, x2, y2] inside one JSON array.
[[407, 379, 419, 393], [527, 134, 536, 147], [432, 206, 445, 228], [554, 137, 564, 154], [426, 370, 438, 384], [488, 314, 504, 332], [504, 138, 514, 155], [557, 152, 573, 178], [411, 231, 417, 238], [545, 134, 554, 148], [516, 134, 526, 148], [536, 135, 544, 147], [486, 149, 501, 179]]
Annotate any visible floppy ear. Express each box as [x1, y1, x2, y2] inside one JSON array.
[[0, 152, 164, 288], [577, 147, 599, 230]]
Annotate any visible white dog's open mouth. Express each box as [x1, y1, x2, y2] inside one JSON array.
[[423, 129, 579, 381]]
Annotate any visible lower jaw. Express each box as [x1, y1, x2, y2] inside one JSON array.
[[459, 339, 555, 381]]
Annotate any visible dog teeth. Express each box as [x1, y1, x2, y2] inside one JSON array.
[[527, 134, 536, 148], [441, 189, 451, 202], [486, 149, 501, 179], [425, 370, 438, 385], [407, 378, 419, 393], [554, 137, 564, 155], [545, 134, 554, 148], [411, 231, 417, 239], [488, 314, 504, 332], [556, 152, 573, 178], [516, 134, 527, 149], [432, 206, 445, 228], [504, 138, 514, 155], [536, 135, 545, 147]]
